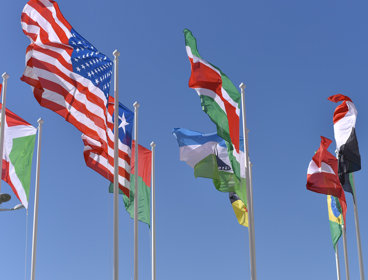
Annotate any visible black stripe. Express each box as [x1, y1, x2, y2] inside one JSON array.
[[229, 192, 240, 204], [338, 128, 361, 185]]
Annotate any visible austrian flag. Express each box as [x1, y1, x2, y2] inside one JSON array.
[[306, 136, 347, 222]]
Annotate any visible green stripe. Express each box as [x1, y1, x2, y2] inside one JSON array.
[[220, 73, 241, 107], [9, 134, 36, 200], [194, 154, 246, 206], [109, 174, 151, 226], [183, 29, 201, 59], [200, 95, 231, 143], [329, 220, 342, 250]]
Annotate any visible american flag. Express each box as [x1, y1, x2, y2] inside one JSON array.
[[21, 0, 112, 149], [82, 96, 134, 196]]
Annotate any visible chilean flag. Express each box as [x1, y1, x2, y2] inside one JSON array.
[[328, 94, 361, 187], [307, 136, 347, 223]]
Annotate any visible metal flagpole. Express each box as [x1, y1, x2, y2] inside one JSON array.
[[112, 50, 120, 280], [335, 244, 341, 280], [0, 72, 9, 194], [342, 225, 350, 280], [30, 118, 44, 280], [239, 83, 257, 280], [150, 142, 156, 280], [248, 161, 256, 254], [133, 101, 140, 280], [351, 174, 365, 280]]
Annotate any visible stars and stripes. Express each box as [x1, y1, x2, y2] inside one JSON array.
[[82, 96, 134, 196], [21, 0, 112, 150]]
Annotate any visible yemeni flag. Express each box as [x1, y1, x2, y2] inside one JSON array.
[[109, 141, 151, 226], [327, 195, 344, 250], [328, 94, 361, 187], [173, 128, 248, 227], [184, 29, 242, 180], [306, 136, 347, 223], [0, 97, 37, 209]]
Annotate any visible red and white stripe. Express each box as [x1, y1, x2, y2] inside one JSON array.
[[21, 0, 108, 149], [328, 94, 357, 151], [82, 96, 131, 196]]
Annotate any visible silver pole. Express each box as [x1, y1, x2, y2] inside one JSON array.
[[351, 174, 365, 280], [150, 141, 156, 280], [239, 83, 256, 280], [30, 118, 44, 280], [249, 161, 256, 256], [112, 50, 120, 280], [133, 101, 140, 280], [335, 244, 341, 280], [342, 225, 350, 280], [0, 72, 9, 193]]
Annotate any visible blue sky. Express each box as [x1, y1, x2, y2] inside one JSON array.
[[1, 0, 368, 279]]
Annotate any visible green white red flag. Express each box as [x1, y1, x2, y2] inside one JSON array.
[[184, 29, 242, 179], [0, 88, 36, 209]]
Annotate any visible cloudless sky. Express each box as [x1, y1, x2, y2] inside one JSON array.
[[1, 0, 368, 279]]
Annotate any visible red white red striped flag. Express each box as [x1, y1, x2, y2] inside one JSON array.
[[21, 0, 113, 150], [306, 136, 347, 222]]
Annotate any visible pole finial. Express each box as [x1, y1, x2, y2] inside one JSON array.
[[239, 82, 246, 90], [37, 118, 44, 125], [133, 101, 140, 109], [150, 141, 156, 148], [2, 73, 9, 80], [113, 50, 120, 58]]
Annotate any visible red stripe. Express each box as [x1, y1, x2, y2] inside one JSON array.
[[0, 104, 32, 127], [32, 44, 73, 72], [188, 58, 240, 152], [26, 58, 107, 131], [131, 140, 151, 187], [1, 159, 23, 205], [27, 0, 70, 44], [21, 75, 107, 151], [48, 0, 72, 30], [328, 94, 352, 124]]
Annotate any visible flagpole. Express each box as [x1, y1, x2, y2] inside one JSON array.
[[351, 174, 365, 280], [150, 141, 156, 280], [249, 161, 256, 252], [239, 83, 257, 280], [112, 50, 120, 280], [342, 225, 350, 280], [30, 118, 44, 280], [335, 245, 341, 280], [0, 72, 9, 194], [133, 101, 140, 280]]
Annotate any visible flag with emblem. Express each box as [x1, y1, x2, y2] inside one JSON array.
[[0, 92, 37, 209], [183, 29, 242, 180], [21, 0, 112, 151], [83, 96, 133, 195], [306, 136, 347, 223], [173, 128, 247, 227], [327, 195, 344, 250], [328, 94, 361, 189]]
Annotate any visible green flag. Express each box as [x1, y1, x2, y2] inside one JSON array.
[[327, 195, 344, 250]]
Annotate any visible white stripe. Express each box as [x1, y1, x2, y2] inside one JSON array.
[[186, 46, 240, 116], [25, 41, 72, 67], [179, 141, 219, 168], [195, 88, 226, 114], [307, 160, 336, 175], [23, 4, 65, 44], [334, 101, 357, 151], [39, 0, 72, 38]]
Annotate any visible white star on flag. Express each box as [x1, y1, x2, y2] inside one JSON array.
[[118, 113, 129, 134]]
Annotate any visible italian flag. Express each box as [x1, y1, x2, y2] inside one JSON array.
[[184, 29, 242, 179], [0, 94, 37, 209]]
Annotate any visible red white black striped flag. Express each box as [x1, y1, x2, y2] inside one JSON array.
[[328, 94, 361, 187]]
